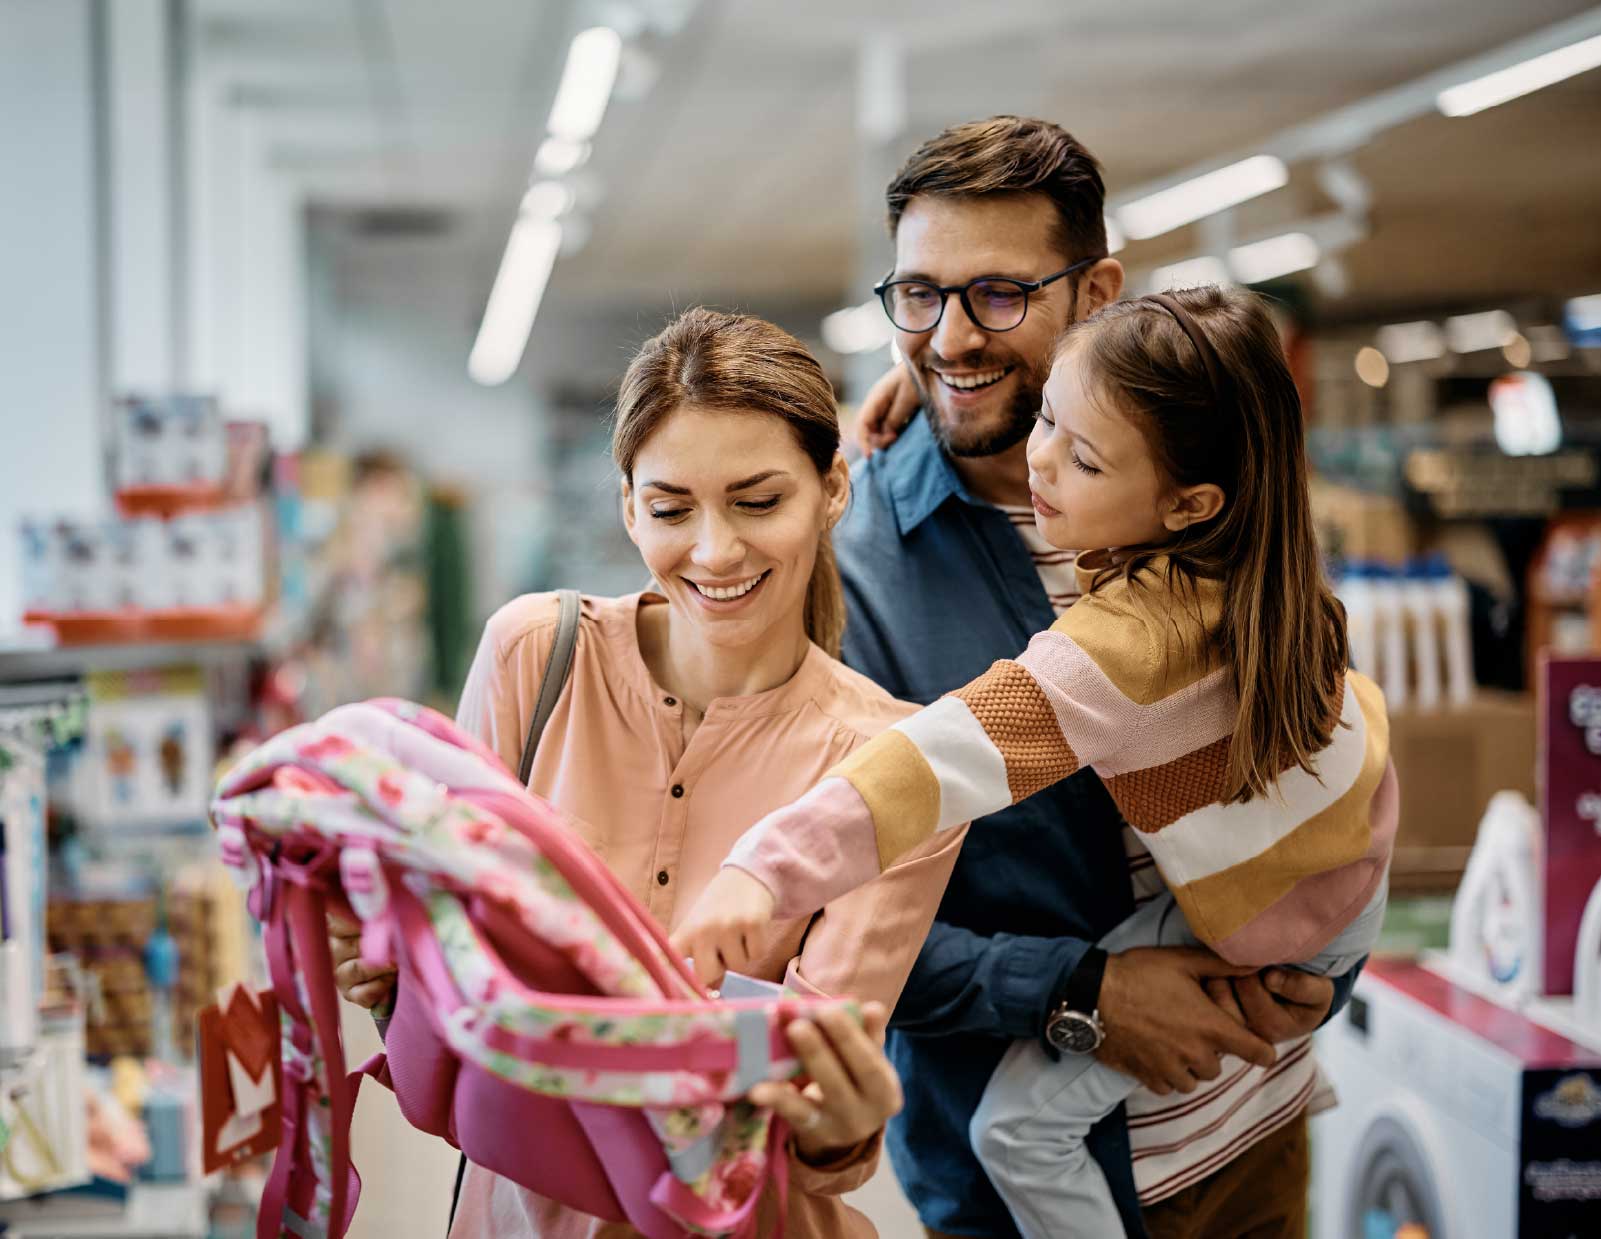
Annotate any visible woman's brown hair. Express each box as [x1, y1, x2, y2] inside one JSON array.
[[1066, 286, 1348, 803], [612, 307, 847, 658]]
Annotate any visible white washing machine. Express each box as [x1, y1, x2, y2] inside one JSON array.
[[1312, 957, 1601, 1239]]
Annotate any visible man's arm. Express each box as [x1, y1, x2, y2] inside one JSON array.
[[891, 918, 1090, 1041], [893, 922, 1279, 1100]]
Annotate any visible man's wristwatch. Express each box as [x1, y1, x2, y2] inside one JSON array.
[[1045, 946, 1108, 1055]]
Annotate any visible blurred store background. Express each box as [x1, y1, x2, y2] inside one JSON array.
[[2, 1, 1600, 1236]]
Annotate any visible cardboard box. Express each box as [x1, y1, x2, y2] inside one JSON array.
[[1388, 692, 1537, 893]]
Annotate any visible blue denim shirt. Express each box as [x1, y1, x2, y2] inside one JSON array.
[[835, 412, 1357, 1238]]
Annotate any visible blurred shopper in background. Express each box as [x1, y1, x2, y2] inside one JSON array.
[[837, 117, 1362, 1239]]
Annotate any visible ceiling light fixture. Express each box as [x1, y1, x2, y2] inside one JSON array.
[[1229, 232, 1320, 284], [468, 216, 563, 387], [1445, 309, 1518, 354], [1104, 217, 1126, 255], [534, 135, 591, 177], [1117, 155, 1288, 241], [1376, 321, 1446, 365], [520, 181, 574, 218], [1437, 32, 1601, 117], [547, 26, 623, 141]]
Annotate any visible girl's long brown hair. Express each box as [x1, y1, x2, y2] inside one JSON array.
[[1066, 286, 1348, 802], [612, 307, 847, 658]]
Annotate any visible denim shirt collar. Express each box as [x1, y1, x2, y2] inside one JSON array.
[[885, 411, 989, 536]]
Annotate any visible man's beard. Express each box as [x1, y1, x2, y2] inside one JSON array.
[[919, 355, 1046, 459]]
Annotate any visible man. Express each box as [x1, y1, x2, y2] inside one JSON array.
[[832, 116, 1360, 1239]]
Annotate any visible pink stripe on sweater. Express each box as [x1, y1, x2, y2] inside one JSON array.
[[1211, 758, 1399, 966], [724, 778, 882, 920], [1014, 630, 1236, 778]]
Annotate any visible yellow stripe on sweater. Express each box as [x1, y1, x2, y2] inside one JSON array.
[[1167, 672, 1391, 945], [831, 729, 943, 871]]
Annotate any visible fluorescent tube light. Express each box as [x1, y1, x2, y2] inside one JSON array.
[[1445, 309, 1517, 354], [1376, 321, 1445, 365], [468, 217, 563, 387], [1229, 232, 1319, 284], [1149, 256, 1230, 292], [534, 136, 591, 177], [1104, 217, 1126, 255], [1117, 156, 1288, 241], [1438, 33, 1601, 117], [548, 27, 623, 141], [521, 181, 574, 218]]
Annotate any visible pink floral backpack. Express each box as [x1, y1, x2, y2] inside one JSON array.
[[211, 692, 849, 1239]]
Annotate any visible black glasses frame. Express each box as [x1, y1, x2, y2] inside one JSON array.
[[873, 257, 1102, 334]]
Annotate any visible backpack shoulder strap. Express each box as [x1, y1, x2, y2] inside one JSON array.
[[517, 589, 581, 785]]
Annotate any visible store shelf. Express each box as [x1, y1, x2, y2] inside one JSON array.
[[0, 1181, 209, 1237], [113, 483, 227, 519], [0, 637, 263, 682]]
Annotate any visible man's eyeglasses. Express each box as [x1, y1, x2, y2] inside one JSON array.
[[873, 257, 1101, 334]]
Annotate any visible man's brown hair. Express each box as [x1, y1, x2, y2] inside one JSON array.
[[885, 115, 1108, 262]]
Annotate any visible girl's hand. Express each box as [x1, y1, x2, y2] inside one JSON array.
[[751, 1001, 902, 1164], [852, 364, 921, 457], [328, 910, 397, 1011], [669, 868, 777, 988]]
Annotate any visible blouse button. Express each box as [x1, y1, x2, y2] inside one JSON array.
[[657, 870, 670, 886], [664, 696, 677, 707], [671, 784, 685, 799]]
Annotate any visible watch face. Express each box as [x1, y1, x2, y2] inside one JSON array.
[[1047, 1011, 1101, 1055]]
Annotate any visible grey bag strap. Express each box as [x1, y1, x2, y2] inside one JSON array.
[[517, 589, 581, 785]]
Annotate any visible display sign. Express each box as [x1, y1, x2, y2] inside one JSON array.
[[1538, 654, 1601, 995]]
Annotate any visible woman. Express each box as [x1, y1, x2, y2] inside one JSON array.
[[333, 307, 966, 1237]]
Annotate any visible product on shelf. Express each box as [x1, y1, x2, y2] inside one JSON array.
[[80, 670, 214, 832], [46, 896, 157, 1060], [1335, 554, 1475, 711], [1526, 513, 1601, 681], [113, 395, 226, 508], [17, 506, 267, 645]]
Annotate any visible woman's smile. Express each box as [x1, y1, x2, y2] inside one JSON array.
[[685, 569, 772, 609]]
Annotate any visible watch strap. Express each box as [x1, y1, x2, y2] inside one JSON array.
[[1063, 945, 1108, 1015]]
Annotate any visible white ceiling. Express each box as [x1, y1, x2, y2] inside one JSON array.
[[193, 0, 1601, 361]]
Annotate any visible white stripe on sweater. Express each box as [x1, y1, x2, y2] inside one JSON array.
[[890, 695, 1013, 832], [1146, 684, 1368, 887]]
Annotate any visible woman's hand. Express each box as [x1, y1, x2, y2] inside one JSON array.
[[329, 910, 397, 1011], [852, 364, 921, 457], [669, 868, 777, 988], [750, 1001, 902, 1164]]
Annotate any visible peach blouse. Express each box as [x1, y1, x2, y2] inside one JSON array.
[[447, 591, 966, 1239]]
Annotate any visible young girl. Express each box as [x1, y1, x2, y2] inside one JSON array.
[[672, 285, 1398, 1238]]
